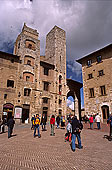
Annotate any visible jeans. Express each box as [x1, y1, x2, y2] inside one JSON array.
[[42, 123, 46, 130], [90, 123, 93, 129], [72, 133, 82, 151], [51, 124, 54, 135], [97, 122, 100, 129], [57, 123, 59, 128], [8, 127, 13, 138], [110, 126, 112, 137], [34, 125, 40, 137]]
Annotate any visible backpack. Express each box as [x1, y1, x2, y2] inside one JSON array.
[[35, 117, 40, 125]]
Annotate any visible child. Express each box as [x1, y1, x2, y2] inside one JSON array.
[[65, 120, 72, 142], [50, 115, 55, 136]]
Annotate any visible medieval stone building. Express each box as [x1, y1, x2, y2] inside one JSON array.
[[0, 23, 82, 123], [77, 44, 112, 122]]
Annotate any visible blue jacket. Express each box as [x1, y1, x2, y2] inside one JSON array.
[[107, 116, 112, 127]]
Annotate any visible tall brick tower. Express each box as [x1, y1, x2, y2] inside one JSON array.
[[45, 26, 67, 116], [13, 23, 40, 122]]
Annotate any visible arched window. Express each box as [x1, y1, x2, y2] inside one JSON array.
[[25, 39, 36, 51], [23, 72, 34, 82], [24, 55, 35, 66]]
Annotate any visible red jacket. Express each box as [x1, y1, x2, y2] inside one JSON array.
[[89, 117, 93, 123], [50, 118, 55, 125]]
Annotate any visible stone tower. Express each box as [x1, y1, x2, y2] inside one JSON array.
[[45, 26, 67, 116], [13, 23, 40, 121]]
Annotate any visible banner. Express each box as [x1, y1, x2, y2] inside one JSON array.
[[14, 107, 22, 119]]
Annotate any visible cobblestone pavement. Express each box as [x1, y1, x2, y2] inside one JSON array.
[[0, 124, 112, 170]]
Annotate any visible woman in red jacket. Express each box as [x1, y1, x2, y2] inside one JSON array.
[[89, 115, 93, 129], [50, 115, 55, 136]]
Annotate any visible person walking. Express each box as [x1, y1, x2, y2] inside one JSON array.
[[7, 116, 15, 138], [95, 113, 101, 129], [65, 119, 72, 142], [56, 115, 60, 129], [89, 115, 94, 129], [71, 116, 83, 152], [31, 115, 35, 130], [34, 114, 41, 138], [107, 114, 112, 138], [41, 113, 47, 131], [50, 115, 55, 136]]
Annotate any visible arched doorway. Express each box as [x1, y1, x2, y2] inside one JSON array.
[[3, 103, 14, 121], [101, 105, 109, 122]]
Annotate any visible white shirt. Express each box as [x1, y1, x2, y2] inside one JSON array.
[[95, 115, 101, 122]]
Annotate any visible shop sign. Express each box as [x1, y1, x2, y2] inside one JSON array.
[[14, 107, 22, 119]]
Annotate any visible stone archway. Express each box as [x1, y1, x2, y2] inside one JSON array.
[[67, 79, 82, 121], [101, 105, 109, 122]]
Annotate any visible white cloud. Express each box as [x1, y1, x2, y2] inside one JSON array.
[[0, 0, 112, 60], [67, 99, 74, 110]]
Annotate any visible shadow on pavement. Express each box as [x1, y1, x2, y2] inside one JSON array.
[[103, 135, 112, 141]]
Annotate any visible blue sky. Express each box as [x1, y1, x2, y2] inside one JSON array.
[[0, 0, 112, 109]]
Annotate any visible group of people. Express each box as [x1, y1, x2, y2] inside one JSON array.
[[31, 114, 56, 138], [89, 113, 101, 130], [65, 115, 83, 152], [31, 113, 83, 152]]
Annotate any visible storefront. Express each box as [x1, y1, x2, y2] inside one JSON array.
[[3, 103, 14, 121]]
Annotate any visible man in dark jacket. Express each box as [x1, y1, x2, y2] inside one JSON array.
[[7, 117, 15, 138], [31, 115, 35, 130], [56, 115, 60, 128], [107, 114, 112, 138], [71, 116, 83, 152], [41, 114, 47, 131]]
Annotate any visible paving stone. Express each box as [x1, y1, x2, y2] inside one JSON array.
[[0, 123, 112, 170]]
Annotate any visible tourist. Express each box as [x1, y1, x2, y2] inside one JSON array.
[[89, 115, 94, 129], [65, 119, 72, 142], [34, 114, 41, 138], [95, 113, 101, 129], [61, 116, 65, 128], [107, 114, 112, 137], [31, 115, 35, 130], [56, 115, 60, 128], [71, 116, 83, 152], [50, 115, 55, 136], [0, 117, 2, 133], [41, 113, 47, 131], [1, 117, 6, 133], [7, 116, 15, 138]]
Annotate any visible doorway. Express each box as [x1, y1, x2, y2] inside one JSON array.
[[42, 107, 48, 121], [3, 103, 14, 121], [101, 105, 109, 122], [22, 104, 30, 123]]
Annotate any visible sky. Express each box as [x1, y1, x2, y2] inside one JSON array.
[[0, 0, 112, 109]]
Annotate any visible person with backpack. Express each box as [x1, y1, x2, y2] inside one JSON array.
[[34, 114, 41, 138], [71, 116, 83, 152]]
